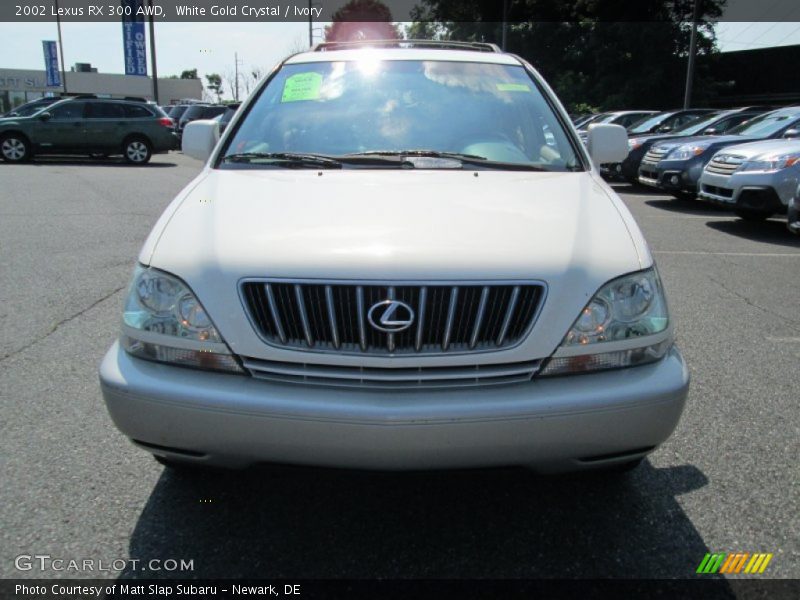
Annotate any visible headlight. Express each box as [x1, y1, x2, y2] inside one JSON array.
[[121, 265, 243, 373], [628, 137, 643, 150], [667, 143, 710, 160], [738, 154, 799, 172], [539, 268, 671, 376]]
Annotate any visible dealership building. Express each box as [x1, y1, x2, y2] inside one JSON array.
[[0, 64, 203, 113]]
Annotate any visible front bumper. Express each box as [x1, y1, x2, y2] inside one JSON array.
[[638, 158, 702, 193], [99, 342, 690, 472], [599, 163, 624, 180], [699, 170, 792, 214]]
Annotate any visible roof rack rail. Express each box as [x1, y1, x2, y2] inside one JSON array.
[[312, 39, 502, 53]]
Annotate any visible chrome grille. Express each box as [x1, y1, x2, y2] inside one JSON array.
[[242, 357, 541, 389], [642, 147, 670, 164], [241, 280, 545, 355], [705, 154, 744, 175]]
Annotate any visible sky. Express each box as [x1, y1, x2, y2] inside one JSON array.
[[0, 21, 315, 100], [1, 18, 799, 101]]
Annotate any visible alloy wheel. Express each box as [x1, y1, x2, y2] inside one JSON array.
[[126, 141, 149, 163], [1, 137, 26, 161]]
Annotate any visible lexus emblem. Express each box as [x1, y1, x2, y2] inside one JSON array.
[[367, 299, 415, 333]]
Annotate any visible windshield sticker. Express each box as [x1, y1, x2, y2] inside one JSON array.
[[281, 72, 323, 103], [496, 83, 531, 92]]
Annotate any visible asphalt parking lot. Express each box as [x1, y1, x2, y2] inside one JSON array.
[[1, 153, 798, 582]]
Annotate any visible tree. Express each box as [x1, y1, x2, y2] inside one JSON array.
[[205, 73, 223, 103], [180, 69, 198, 79], [286, 34, 309, 55], [405, 0, 724, 111], [244, 67, 264, 94], [223, 67, 238, 101], [324, 0, 401, 42]]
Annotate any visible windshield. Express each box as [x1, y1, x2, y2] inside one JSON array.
[[7, 102, 52, 117], [670, 112, 723, 135], [169, 105, 188, 119], [628, 112, 672, 134], [729, 112, 799, 137], [221, 59, 582, 170], [576, 113, 608, 129]]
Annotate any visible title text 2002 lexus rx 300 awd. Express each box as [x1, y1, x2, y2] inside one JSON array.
[[99, 41, 690, 475]]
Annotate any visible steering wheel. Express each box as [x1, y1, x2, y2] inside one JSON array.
[[452, 131, 531, 164]]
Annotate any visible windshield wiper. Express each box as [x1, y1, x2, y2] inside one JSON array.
[[346, 149, 487, 161], [222, 152, 343, 168], [345, 149, 549, 171], [221, 151, 414, 169]]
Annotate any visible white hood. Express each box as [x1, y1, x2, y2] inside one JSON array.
[[141, 169, 649, 364]]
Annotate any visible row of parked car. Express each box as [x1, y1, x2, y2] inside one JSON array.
[[574, 106, 800, 234], [163, 102, 242, 140], [0, 96, 241, 165]]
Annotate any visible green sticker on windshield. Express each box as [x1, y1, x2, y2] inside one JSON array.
[[496, 83, 530, 92], [281, 72, 323, 103]]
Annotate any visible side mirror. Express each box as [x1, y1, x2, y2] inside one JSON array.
[[586, 123, 628, 165], [783, 128, 800, 140], [657, 125, 673, 133], [182, 119, 220, 161], [39, 112, 52, 121], [702, 127, 717, 135]]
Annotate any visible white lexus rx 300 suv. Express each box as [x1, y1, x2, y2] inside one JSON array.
[[99, 41, 689, 474]]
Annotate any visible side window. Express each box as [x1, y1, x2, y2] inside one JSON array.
[[717, 115, 753, 133], [86, 102, 125, 119], [619, 114, 642, 128], [715, 116, 743, 133], [50, 102, 85, 120], [673, 114, 699, 129], [204, 107, 225, 119], [123, 104, 152, 118]]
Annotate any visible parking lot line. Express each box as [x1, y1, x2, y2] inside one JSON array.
[[654, 250, 800, 257]]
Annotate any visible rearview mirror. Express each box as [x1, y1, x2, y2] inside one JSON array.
[[39, 112, 52, 121], [586, 124, 628, 165], [783, 128, 800, 140], [182, 119, 220, 161]]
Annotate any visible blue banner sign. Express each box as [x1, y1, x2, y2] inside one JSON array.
[[42, 40, 61, 87], [121, 0, 147, 76]]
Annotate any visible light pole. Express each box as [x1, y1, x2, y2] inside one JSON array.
[[148, 0, 159, 103], [501, 0, 509, 51], [234, 52, 244, 101], [53, 0, 68, 93], [683, 0, 700, 109]]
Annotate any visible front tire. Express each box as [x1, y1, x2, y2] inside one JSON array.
[[123, 137, 152, 165], [0, 134, 31, 163], [734, 209, 773, 222]]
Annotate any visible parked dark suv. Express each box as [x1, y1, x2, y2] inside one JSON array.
[[0, 98, 177, 164], [177, 104, 227, 136]]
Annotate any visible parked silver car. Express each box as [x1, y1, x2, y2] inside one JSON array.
[[698, 139, 800, 221]]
